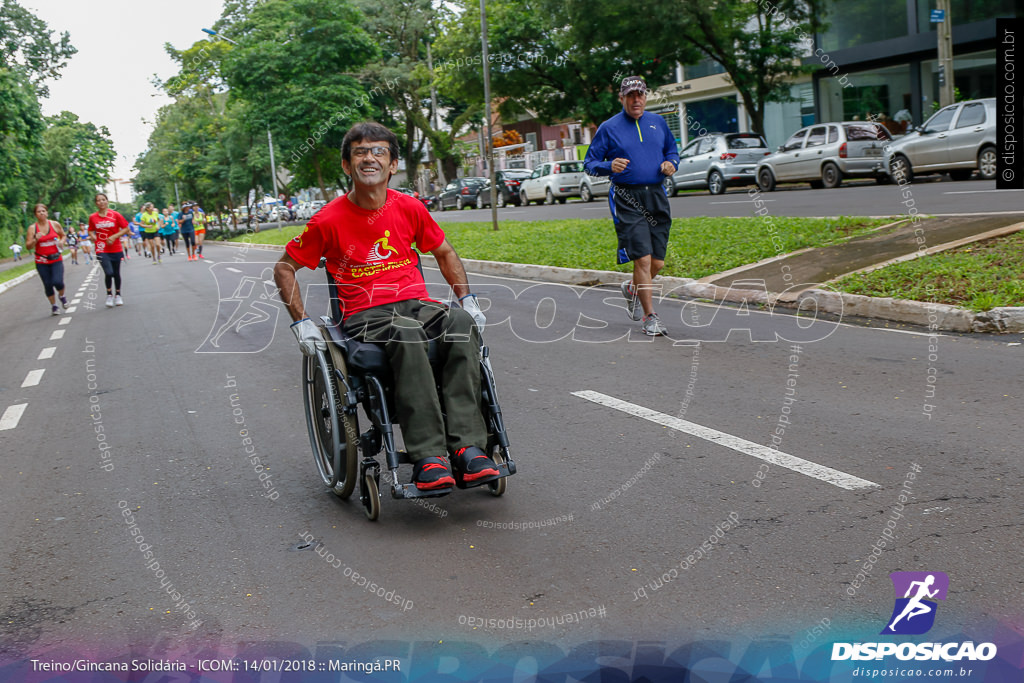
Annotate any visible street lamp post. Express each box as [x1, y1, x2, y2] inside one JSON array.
[[203, 27, 282, 230]]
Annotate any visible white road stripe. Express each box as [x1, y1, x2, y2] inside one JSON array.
[[226, 267, 242, 273], [65, 306, 77, 313], [22, 369, 45, 388], [571, 390, 880, 491], [58, 317, 71, 326], [709, 199, 776, 205], [942, 189, 1024, 195], [71, 298, 81, 304], [0, 404, 28, 431], [38, 347, 56, 360], [50, 330, 65, 340]]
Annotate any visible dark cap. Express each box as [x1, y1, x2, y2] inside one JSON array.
[[619, 76, 648, 96]]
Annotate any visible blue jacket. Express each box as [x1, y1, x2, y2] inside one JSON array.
[[584, 110, 680, 185]]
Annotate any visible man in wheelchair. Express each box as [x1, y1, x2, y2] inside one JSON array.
[[273, 121, 499, 491]]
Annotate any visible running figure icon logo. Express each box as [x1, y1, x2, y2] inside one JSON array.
[[366, 230, 399, 263], [881, 571, 949, 635]]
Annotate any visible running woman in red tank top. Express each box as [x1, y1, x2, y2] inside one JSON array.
[[25, 203, 68, 315]]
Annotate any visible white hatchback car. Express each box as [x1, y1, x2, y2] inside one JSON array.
[[519, 160, 585, 205]]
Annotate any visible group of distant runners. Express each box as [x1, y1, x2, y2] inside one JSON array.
[[25, 194, 208, 314]]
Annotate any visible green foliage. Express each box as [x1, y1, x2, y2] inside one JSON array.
[[0, 0, 77, 97], [434, 0, 692, 126], [233, 213, 891, 279], [29, 111, 116, 215], [833, 233, 1024, 310]]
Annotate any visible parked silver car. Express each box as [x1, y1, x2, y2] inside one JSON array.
[[884, 98, 997, 182], [663, 132, 770, 196], [519, 160, 584, 205], [579, 172, 611, 202], [756, 122, 892, 191]]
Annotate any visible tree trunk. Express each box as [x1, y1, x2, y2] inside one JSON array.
[[312, 150, 329, 200]]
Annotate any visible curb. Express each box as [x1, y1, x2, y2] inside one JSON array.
[[419, 255, 1024, 335], [219, 242, 1024, 334], [0, 269, 38, 296]]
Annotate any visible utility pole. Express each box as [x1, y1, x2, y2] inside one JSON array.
[[480, 0, 498, 231], [935, 0, 955, 107], [268, 127, 282, 230]]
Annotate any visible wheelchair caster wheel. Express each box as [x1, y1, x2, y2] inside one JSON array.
[[363, 472, 380, 521], [488, 447, 507, 497]]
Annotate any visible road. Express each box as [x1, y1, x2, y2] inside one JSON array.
[[432, 177, 1022, 221], [1, 242, 1021, 680]]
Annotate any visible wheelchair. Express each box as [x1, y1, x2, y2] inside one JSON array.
[[301, 261, 517, 521]]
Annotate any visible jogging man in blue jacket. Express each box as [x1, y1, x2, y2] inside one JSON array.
[[585, 75, 679, 336]]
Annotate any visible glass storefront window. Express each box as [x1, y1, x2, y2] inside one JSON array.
[[818, 63, 913, 128], [921, 50, 996, 111], [685, 58, 728, 80], [819, 0, 908, 52], [686, 97, 740, 135], [917, 0, 1017, 33]]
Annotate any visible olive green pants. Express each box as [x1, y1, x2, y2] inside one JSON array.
[[344, 299, 487, 461]]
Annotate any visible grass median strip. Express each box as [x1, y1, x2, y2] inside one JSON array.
[[0, 260, 37, 285], [832, 232, 1024, 311], [229, 215, 891, 280]]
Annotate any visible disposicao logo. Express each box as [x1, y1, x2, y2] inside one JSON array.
[[831, 571, 997, 663], [882, 571, 948, 635]]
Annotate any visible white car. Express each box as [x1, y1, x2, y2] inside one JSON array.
[[519, 160, 585, 205], [579, 173, 611, 202]]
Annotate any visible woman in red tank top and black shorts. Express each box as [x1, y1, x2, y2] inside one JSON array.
[[25, 203, 68, 315]]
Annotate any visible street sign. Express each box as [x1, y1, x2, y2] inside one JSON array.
[[930, 9, 945, 22], [937, 64, 946, 86]]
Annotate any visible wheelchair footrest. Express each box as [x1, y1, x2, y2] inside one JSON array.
[[455, 461, 513, 489], [390, 482, 454, 499]]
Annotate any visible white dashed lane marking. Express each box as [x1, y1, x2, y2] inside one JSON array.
[[50, 330, 65, 340], [22, 369, 45, 388], [571, 390, 880, 491], [58, 317, 71, 326], [38, 347, 56, 360], [0, 404, 28, 431]]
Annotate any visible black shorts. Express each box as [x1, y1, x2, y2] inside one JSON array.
[[608, 183, 672, 264], [143, 232, 159, 241]]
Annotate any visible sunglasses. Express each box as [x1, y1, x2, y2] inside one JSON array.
[[352, 146, 389, 159]]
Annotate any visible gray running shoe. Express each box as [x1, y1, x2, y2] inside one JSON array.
[[642, 312, 667, 336], [621, 280, 642, 321]]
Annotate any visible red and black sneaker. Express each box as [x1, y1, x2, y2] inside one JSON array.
[[452, 446, 500, 483], [412, 456, 455, 490]]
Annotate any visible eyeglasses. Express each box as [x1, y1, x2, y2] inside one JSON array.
[[351, 146, 389, 159]]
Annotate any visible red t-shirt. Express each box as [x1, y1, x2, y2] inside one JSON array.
[[285, 190, 446, 320], [89, 211, 128, 254]]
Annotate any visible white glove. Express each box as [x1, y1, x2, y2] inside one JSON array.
[[459, 294, 486, 332], [290, 318, 325, 357]]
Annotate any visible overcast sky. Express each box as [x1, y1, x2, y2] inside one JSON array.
[[28, 0, 224, 200]]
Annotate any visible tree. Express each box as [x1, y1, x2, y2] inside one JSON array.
[[434, 0, 691, 126], [675, 0, 827, 136], [29, 111, 115, 219], [0, 66, 43, 246], [0, 0, 76, 97], [219, 0, 379, 200]]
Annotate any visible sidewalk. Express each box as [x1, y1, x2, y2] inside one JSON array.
[[701, 213, 1024, 298]]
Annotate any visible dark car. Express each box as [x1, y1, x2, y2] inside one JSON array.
[[477, 169, 533, 208], [438, 177, 488, 210], [395, 186, 433, 210]]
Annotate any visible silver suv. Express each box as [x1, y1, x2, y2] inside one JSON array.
[[755, 122, 892, 191], [884, 98, 997, 182], [664, 132, 770, 196]]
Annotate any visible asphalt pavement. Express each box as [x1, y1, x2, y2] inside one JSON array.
[[1, 242, 1022, 679]]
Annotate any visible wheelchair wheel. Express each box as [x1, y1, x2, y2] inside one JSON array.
[[488, 446, 507, 497], [363, 472, 380, 521], [302, 351, 358, 498]]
